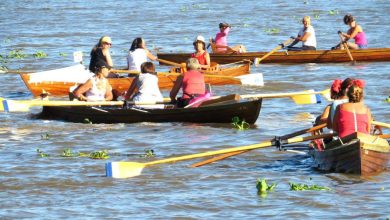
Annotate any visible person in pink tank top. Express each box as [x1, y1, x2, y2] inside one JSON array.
[[338, 14, 368, 49], [170, 58, 206, 107], [332, 79, 372, 138], [214, 22, 246, 54]]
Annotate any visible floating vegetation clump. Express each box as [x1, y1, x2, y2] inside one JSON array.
[[33, 51, 48, 58], [41, 133, 50, 140], [36, 149, 49, 157], [7, 49, 28, 59], [59, 52, 67, 57], [61, 148, 76, 157], [36, 148, 110, 160], [385, 96, 390, 103], [329, 9, 339, 15], [140, 149, 155, 158], [256, 178, 277, 196], [232, 116, 250, 130], [289, 182, 331, 191], [264, 28, 280, 34], [89, 150, 109, 159], [83, 118, 92, 124]]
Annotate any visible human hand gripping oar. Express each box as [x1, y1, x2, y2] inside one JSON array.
[[338, 31, 355, 63], [254, 37, 294, 67], [190, 123, 327, 167], [106, 133, 334, 178]]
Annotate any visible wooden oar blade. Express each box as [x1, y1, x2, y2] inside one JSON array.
[[0, 99, 30, 112], [106, 162, 146, 178], [290, 90, 321, 104], [235, 73, 264, 86]]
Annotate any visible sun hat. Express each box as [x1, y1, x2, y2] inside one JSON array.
[[194, 35, 205, 44], [101, 36, 112, 44]]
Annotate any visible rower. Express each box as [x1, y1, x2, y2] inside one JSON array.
[[89, 36, 115, 77], [127, 37, 157, 74], [286, 16, 317, 51], [191, 35, 211, 69], [213, 22, 246, 54], [336, 14, 368, 50]]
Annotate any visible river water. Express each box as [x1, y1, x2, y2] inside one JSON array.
[[0, 0, 389, 219]]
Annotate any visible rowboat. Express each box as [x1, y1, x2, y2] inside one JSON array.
[[309, 132, 390, 176], [37, 98, 262, 124], [157, 48, 390, 64], [20, 62, 250, 97]]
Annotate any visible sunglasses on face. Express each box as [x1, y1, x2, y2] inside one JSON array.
[[104, 42, 112, 46]]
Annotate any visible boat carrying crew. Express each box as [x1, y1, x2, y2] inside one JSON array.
[[287, 16, 317, 51], [170, 58, 207, 107]]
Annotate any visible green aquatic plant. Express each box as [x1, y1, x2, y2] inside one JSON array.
[[140, 149, 155, 158], [33, 51, 48, 58], [180, 6, 189, 12], [256, 178, 277, 196], [231, 116, 250, 130], [36, 149, 49, 157], [83, 118, 92, 124], [264, 28, 280, 34], [89, 150, 110, 159], [61, 148, 76, 157], [59, 52, 67, 57], [41, 133, 50, 140], [7, 49, 28, 59], [385, 96, 390, 103], [289, 182, 331, 191], [329, 9, 339, 15]]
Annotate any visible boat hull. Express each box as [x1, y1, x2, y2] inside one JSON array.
[[309, 132, 390, 176], [20, 63, 250, 97], [157, 48, 390, 64], [38, 99, 262, 124]]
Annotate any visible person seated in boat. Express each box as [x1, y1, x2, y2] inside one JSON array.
[[89, 36, 115, 76], [73, 65, 113, 101], [124, 62, 163, 103], [326, 78, 354, 129], [315, 79, 343, 125], [191, 35, 211, 69], [337, 14, 368, 50], [127, 37, 157, 72], [286, 16, 317, 51], [332, 79, 372, 138], [170, 58, 208, 107], [214, 22, 247, 54]]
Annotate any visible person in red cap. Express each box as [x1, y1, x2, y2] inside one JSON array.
[[332, 79, 372, 138], [214, 22, 246, 53]]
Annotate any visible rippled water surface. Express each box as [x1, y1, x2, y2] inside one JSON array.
[[1, 0, 390, 219]]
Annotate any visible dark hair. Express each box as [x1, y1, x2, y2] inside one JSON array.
[[129, 37, 143, 52], [140, 62, 155, 74], [95, 65, 109, 75], [193, 41, 206, 51], [339, 78, 354, 97], [343, 14, 355, 25], [347, 84, 363, 103], [219, 22, 229, 28]]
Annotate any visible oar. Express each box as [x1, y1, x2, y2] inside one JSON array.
[[338, 32, 355, 63], [254, 38, 294, 66], [106, 133, 334, 178], [371, 121, 390, 129], [156, 58, 182, 67], [191, 123, 327, 167], [0, 98, 172, 113], [0, 69, 33, 74]]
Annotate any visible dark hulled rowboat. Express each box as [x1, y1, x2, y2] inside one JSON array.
[[38, 99, 262, 124], [309, 132, 390, 176], [157, 48, 390, 64]]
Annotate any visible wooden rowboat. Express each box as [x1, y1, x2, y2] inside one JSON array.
[[38, 98, 262, 124], [157, 48, 390, 64], [309, 132, 390, 176], [20, 62, 250, 97]]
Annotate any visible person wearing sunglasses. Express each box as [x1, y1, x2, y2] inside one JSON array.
[[89, 36, 114, 73]]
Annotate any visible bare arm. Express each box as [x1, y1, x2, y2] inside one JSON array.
[[200, 53, 211, 69], [73, 79, 93, 101], [103, 48, 113, 67], [105, 82, 113, 101], [124, 77, 138, 100], [319, 105, 331, 124], [169, 75, 183, 101], [297, 31, 311, 42], [146, 49, 157, 61]]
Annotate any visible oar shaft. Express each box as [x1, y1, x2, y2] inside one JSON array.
[[256, 38, 294, 64], [338, 33, 354, 61], [372, 121, 390, 129], [157, 58, 181, 67], [146, 133, 333, 167]]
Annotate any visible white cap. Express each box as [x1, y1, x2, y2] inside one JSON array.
[[194, 35, 205, 44]]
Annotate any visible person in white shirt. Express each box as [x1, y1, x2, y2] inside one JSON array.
[[127, 37, 157, 72], [287, 16, 317, 51]]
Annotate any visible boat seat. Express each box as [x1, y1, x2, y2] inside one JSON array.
[[199, 94, 240, 107]]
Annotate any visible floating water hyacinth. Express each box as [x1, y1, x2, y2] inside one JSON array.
[[140, 149, 155, 158], [231, 116, 250, 130], [385, 96, 390, 103], [289, 182, 331, 191], [7, 49, 28, 59], [256, 178, 277, 197], [59, 52, 67, 57], [33, 51, 48, 58]]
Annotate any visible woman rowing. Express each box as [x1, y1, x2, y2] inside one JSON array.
[[124, 62, 163, 103], [127, 37, 157, 72], [338, 14, 368, 49], [170, 58, 208, 107], [332, 79, 372, 138], [287, 16, 317, 51], [73, 64, 113, 101], [89, 36, 114, 73], [214, 22, 246, 54], [191, 35, 211, 69]]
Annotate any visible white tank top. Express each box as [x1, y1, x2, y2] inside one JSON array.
[[132, 73, 163, 102], [127, 48, 147, 71], [85, 76, 108, 101], [298, 25, 317, 48]]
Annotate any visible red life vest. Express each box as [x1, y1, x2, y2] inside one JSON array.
[[182, 70, 205, 99], [191, 51, 207, 65]]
